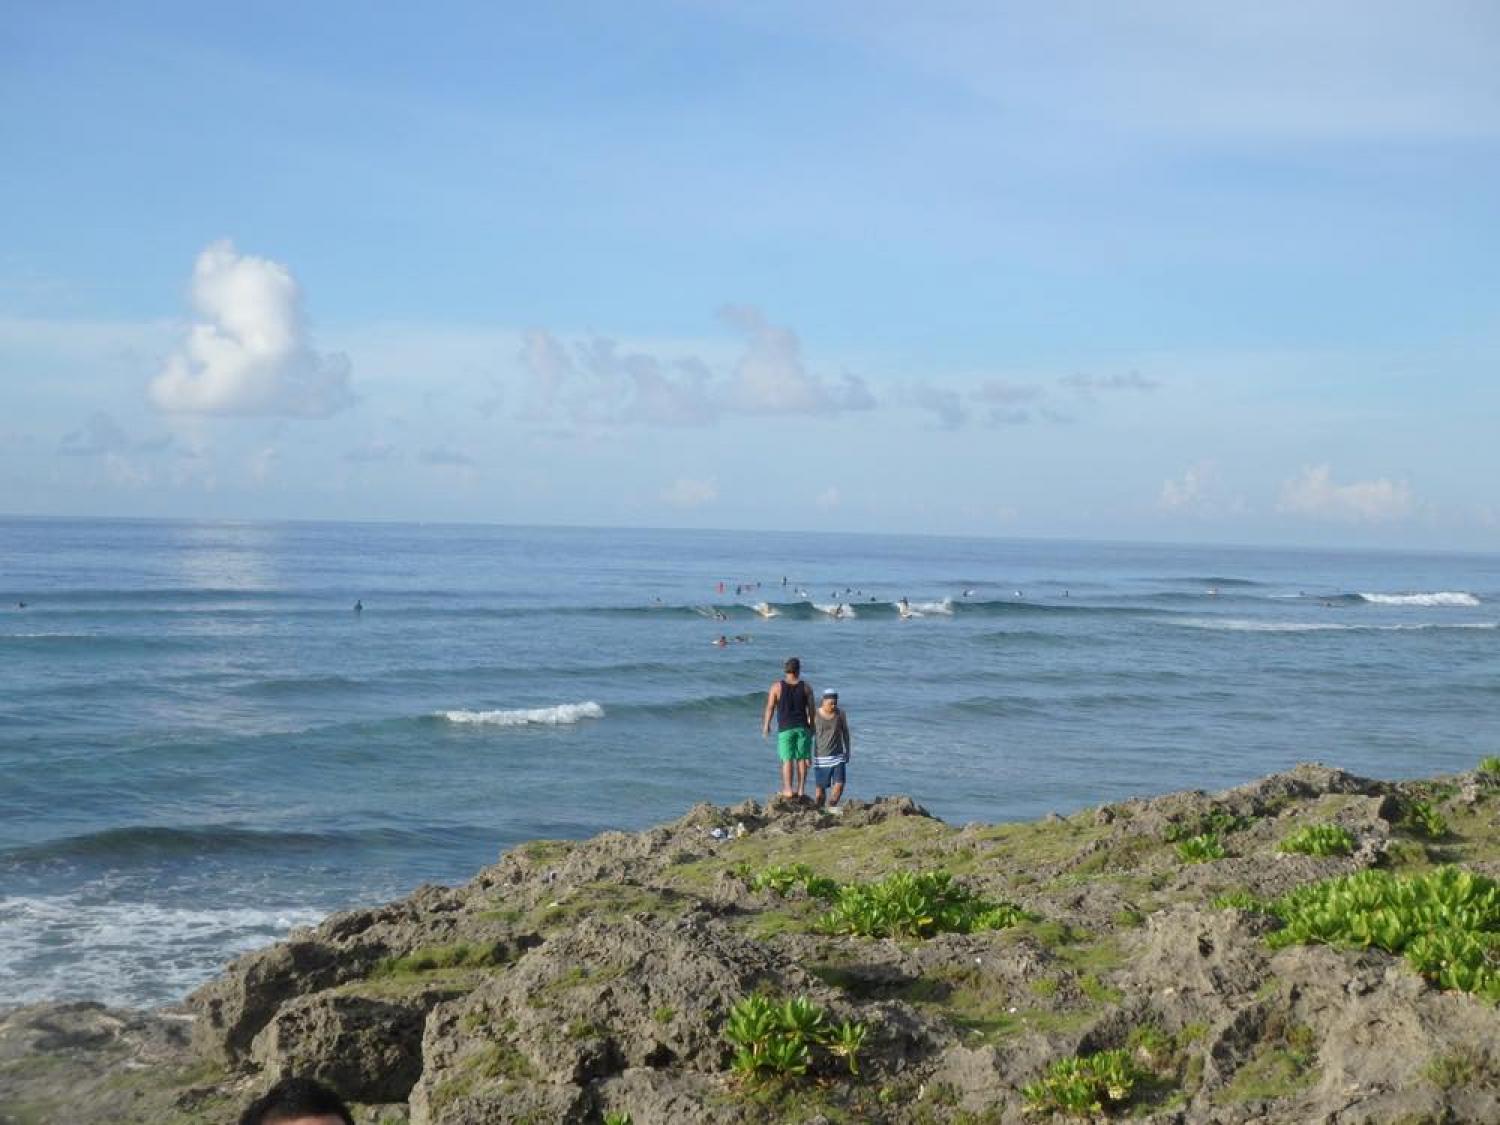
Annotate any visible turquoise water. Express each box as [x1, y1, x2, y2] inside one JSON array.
[[2, 518, 1498, 1005]]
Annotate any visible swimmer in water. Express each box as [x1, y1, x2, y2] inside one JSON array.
[[713, 635, 729, 647], [353, 600, 363, 613]]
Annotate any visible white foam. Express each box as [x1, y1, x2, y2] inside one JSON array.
[[752, 602, 780, 618], [1359, 591, 1480, 607], [1175, 618, 1496, 634], [911, 598, 954, 615], [440, 701, 605, 726], [0, 894, 325, 1007], [813, 603, 857, 619]]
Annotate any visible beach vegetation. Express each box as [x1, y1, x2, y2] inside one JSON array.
[[1264, 865, 1499, 999], [1400, 799, 1449, 840], [603, 1113, 634, 1125], [1174, 833, 1227, 863], [1215, 1023, 1318, 1104], [1020, 1048, 1146, 1117], [370, 940, 511, 978], [812, 870, 1029, 939], [747, 862, 839, 900], [1211, 889, 1266, 912], [1479, 756, 1500, 777], [724, 994, 868, 1081], [1278, 823, 1356, 857], [1163, 807, 1251, 842]]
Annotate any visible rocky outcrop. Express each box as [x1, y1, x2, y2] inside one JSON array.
[[3, 765, 1497, 1123]]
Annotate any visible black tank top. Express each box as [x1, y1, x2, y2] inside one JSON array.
[[776, 680, 810, 731]]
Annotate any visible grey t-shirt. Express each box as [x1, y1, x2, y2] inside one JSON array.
[[813, 709, 850, 765]]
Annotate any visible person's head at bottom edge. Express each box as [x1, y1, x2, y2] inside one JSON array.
[[239, 1076, 354, 1125]]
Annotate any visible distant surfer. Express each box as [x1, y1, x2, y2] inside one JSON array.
[[762, 656, 814, 799], [713, 635, 729, 647], [15, 601, 25, 609], [353, 600, 363, 613]]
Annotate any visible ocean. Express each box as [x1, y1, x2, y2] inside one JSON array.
[[2, 517, 1497, 1008]]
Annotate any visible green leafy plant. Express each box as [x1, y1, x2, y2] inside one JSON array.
[[1264, 865, 1499, 999], [1401, 799, 1448, 840], [724, 994, 871, 1081], [1021, 1048, 1146, 1116], [1478, 756, 1500, 776], [813, 870, 1029, 939], [1278, 823, 1356, 857], [825, 1019, 869, 1075], [749, 863, 839, 901], [1175, 833, 1227, 863], [602, 1112, 633, 1125]]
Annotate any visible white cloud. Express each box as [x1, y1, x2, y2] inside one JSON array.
[[661, 476, 718, 509], [1160, 460, 1216, 511], [904, 384, 968, 430], [720, 305, 876, 414], [517, 307, 875, 428], [815, 486, 840, 510], [149, 241, 353, 418], [1278, 464, 1414, 522]]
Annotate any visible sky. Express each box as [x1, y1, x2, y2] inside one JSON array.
[[3, 1, 1499, 548]]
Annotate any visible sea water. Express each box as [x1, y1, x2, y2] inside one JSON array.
[[2, 518, 1497, 1006]]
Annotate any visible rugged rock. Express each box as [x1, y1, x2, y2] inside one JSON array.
[[3, 767, 1497, 1124]]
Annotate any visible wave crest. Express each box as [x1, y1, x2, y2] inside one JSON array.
[[1358, 592, 1480, 607], [439, 701, 605, 727]]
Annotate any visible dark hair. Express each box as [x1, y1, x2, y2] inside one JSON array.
[[783, 656, 800, 674], [239, 1077, 354, 1125]]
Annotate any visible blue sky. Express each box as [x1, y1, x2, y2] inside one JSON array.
[[3, 1, 1498, 546]]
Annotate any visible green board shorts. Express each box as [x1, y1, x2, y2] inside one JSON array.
[[777, 727, 813, 762]]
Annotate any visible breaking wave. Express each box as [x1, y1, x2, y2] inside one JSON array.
[[1357, 592, 1480, 607], [438, 701, 605, 727]]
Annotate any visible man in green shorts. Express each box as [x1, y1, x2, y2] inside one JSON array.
[[761, 656, 814, 798]]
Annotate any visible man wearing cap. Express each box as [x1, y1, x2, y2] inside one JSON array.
[[762, 656, 814, 798], [812, 688, 851, 812]]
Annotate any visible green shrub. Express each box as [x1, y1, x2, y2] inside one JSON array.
[[812, 870, 1029, 940], [370, 941, 509, 978], [602, 1114, 633, 1125], [724, 994, 869, 1081], [1478, 756, 1500, 777], [749, 863, 839, 901], [1401, 799, 1448, 840], [1021, 1048, 1146, 1116], [1163, 808, 1251, 842], [1175, 834, 1228, 863], [1278, 823, 1356, 857], [1265, 866, 1499, 999]]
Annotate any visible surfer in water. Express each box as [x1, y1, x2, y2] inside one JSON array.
[[353, 600, 363, 613], [762, 656, 814, 799]]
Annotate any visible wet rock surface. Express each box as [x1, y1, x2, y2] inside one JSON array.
[[3, 766, 1497, 1123]]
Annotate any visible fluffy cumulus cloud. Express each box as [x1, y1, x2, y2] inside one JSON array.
[[661, 476, 718, 509], [1278, 464, 1414, 522], [517, 306, 874, 428], [149, 241, 353, 418]]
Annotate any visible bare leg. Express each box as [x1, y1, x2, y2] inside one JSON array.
[[813, 786, 826, 808], [796, 758, 809, 797], [829, 781, 844, 807], [779, 758, 794, 798]]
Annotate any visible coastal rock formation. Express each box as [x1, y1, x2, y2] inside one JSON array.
[[2, 763, 1496, 1123]]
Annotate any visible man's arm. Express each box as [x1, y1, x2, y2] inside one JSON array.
[[761, 682, 780, 737], [841, 712, 851, 758], [802, 683, 815, 727]]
